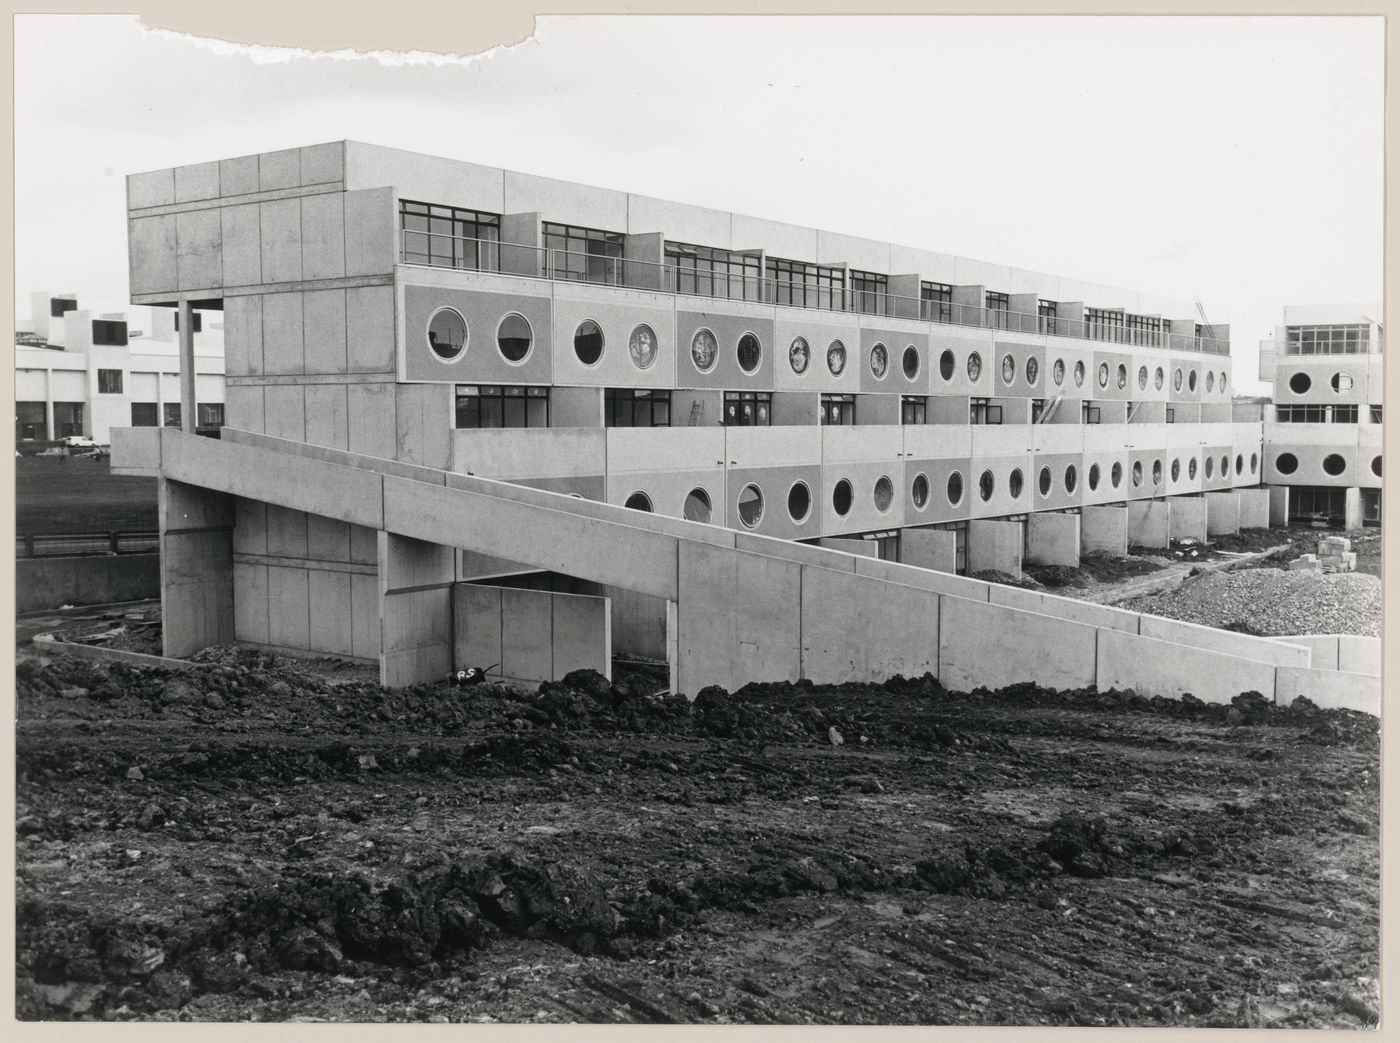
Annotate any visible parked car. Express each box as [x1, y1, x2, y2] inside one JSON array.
[[60, 435, 100, 449]]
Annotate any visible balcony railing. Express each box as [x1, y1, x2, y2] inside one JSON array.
[[399, 229, 1231, 355]]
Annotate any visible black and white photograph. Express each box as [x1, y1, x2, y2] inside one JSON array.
[[10, 7, 1385, 1028]]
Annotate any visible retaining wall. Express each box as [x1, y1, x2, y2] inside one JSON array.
[[17, 554, 160, 613]]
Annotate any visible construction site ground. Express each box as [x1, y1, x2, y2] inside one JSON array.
[[15, 649, 1379, 1027]]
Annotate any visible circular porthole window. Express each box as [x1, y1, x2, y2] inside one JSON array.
[[1154, 367, 1164, 391], [947, 471, 964, 506], [1220, 372, 1228, 392], [737, 332, 762, 374], [1073, 360, 1086, 388], [789, 336, 811, 375], [873, 475, 894, 512], [1026, 357, 1040, 385], [1116, 364, 1128, 390], [1065, 464, 1078, 494], [1171, 458, 1181, 482], [624, 491, 653, 513], [1111, 462, 1123, 488], [1372, 456, 1382, 477], [427, 307, 468, 361], [1331, 372, 1354, 393], [787, 481, 811, 523], [629, 324, 658, 370], [1098, 362, 1110, 389], [967, 352, 983, 382], [683, 488, 712, 523], [1009, 468, 1024, 499], [738, 484, 765, 528], [1174, 368, 1183, 392], [1088, 463, 1101, 491], [1152, 459, 1163, 486], [1002, 354, 1016, 384], [691, 328, 719, 373], [1205, 457, 1214, 479], [1250, 453, 1258, 475], [1052, 358, 1065, 386], [1220, 454, 1229, 477], [1188, 457, 1198, 480], [939, 349, 955, 381], [827, 340, 847, 376], [832, 478, 854, 516], [573, 319, 604, 365], [1188, 370, 1198, 393], [1322, 453, 1346, 476], [1131, 461, 1144, 488], [1206, 371, 1215, 393], [978, 470, 995, 502], [1138, 365, 1148, 391], [871, 343, 889, 379], [1288, 372, 1311, 394], [1235, 453, 1244, 476], [903, 345, 920, 380], [911, 472, 929, 510], [1275, 452, 1298, 475], [1038, 466, 1052, 496], [497, 312, 533, 363]]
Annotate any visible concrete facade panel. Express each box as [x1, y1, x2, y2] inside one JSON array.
[[549, 289, 677, 389], [903, 457, 974, 526], [454, 583, 503, 672], [224, 385, 264, 433], [1096, 628, 1276, 704], [259, 149, 301, 191], [626, 193, 731, 247], [346, 382, 398, 460], [675, 540, 737, 693], [987, 584, 1138, 634], [266, 565, 311, 650], [221, 204, 263, 288], [967, 519, 1023, 575], [343, 141, 505, 209], [129, 215, 179, 295], [350, 572, 380, 659], [901, 528, 957, 573], [402, 283, 553, 385], [1031, 452, 1083, 512], [128, 169, 175, 209], [176, 208, 223, 291], [262, 291, 306, 375], [308, 570, 354, 656], [1136, 615, 1310, 668], [219, 155, 259, 196], [1338, 636, 1382, 677], [265, 504, 310, 559], [1127, 499, 1169, 549], [303, 289, 349, 374], [456, 427, 605, 480], [939, 597, 1096, 693], [263, 385, 306, 442], [503, 170, 629, 231], [1275, 667, 1380, 715], [1236, 489, 1271, 530], [675, 307, 776, 390], [501, 587, 553, 681], [395, 383, 453, 470], [550, 591, 611, 680], [304, 384, 350, 450], [771, 315, 863, 394], [300, 192, 347, 281], [858, 327, 930, 395], [306, 512, 351, 562], [223, 293, 263, 376], [343, 186, 398, 277], [1025, 512, 1080, 567], [260, 199, 304, 283], [173, 160, 220, 203], [800, 567, 938, 685], [723, 465, 819, 541], [300, 142, 345, 185], [1167, 495, 1207, 543], [1206, 491, 1241, 536], [233, 562, 270, 646], [347, 285, 396, 372]]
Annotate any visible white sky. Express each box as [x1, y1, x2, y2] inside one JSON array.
[[13, 13, 1384, 393]]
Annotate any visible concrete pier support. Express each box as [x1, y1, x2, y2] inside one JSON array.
[[1167, 496, 1207, 544], [1237, 488, 1271, 530], [1081, 505, 1129, 557], [1127, 500, 1169, 549], [1269, 485, 1290, 527], [1205, 491, 1241, 537], [902, 528, 958, 574], [379, 532, 455, 686], [1025, 513, 1080, 568], [967, 519, 1023, 576], [160, 479, 235, 657], [1344, 487, 1363, 530]]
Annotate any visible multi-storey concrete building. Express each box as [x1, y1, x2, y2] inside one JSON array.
[[1258, 304, 1383, 529], [15, 292, 225, 444], [117, 141, 1338, 703]]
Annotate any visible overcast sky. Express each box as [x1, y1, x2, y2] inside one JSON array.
[[14, 14, 1383, 393]]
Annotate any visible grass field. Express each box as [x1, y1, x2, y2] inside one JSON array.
[[14, 457, 158, 535]]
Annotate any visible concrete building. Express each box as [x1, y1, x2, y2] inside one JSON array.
[[1257, 304, 1383, 528], [15, 292, 225, 444], [113, 141, 1335, 704]]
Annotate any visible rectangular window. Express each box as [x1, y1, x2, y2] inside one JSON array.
[[667, 242, 763, 302], [605, 388, 671, 428], [1165, 407, 1175, 424], [454, 385, 550, 429], [130, 403, 159, 427], [173, 311, 203, 333], [1082, 402, 1102, 424], [50, 297, 77, 318], [1031, 399, 1045, 424], [921, 281, 953, 323], [1331, 404, 1359, 423], [16, 401, 48, 441], [400, 199, 501, 271], [197, 403, 225, 428], [850, 270, 889, 316], [163, 403, 182, 428], [985, 291, 1010, 330], [1370, 406, 1383, 423], [864, 531, 901, 562], [1289, 486, 1348, 524], [1126, 313, 1163, 347], [542, 221, 625, 286], [52, 402, 84, 438], [767, 257, 846, 310], [900, 395, 927, 425], [1038, 300, 1058, 336], [91, 319, 128, 346], [1086, 308, 1127, 344], [1284, 324, 1370, 355], [722, 390, 772, 426], [1361, 489, 1381, 526], [97, 368, 124, 394], [1275, 405, 1328, 423], [820, 393, 856, 426], [970, 398, 1002, 425]]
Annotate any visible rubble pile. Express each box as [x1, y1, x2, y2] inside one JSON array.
[[1125, 567, 1381, 637]]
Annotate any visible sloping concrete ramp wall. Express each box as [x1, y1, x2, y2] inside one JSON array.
[[119, 428, 1376, 712]]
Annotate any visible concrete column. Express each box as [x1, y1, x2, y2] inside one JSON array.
[[1167, 496, 1207, 543], [1269, 485, 1290, 527], [1081, 505, 1128, 556], [623, 232, 665, 291], [178, 299, 196, 433], [967, 519, 1023, 576], [379, 532, 455, 687], [160, 478, 235, 657], [901, 527, 958, 573], [1205, 491, 1241, 536], [1025, 513, 1080, 567], [1344, 487, 1363, 530], [1237, 488, 1271, 529], [1127, 500, 1170, 549], [44, 369, 55, 441]]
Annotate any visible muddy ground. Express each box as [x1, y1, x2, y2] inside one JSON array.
[[14, 647, 1379, 1027]]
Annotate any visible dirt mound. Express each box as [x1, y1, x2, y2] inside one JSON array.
[[1125, 568, 1381, 637]]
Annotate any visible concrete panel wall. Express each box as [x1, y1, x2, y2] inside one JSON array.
[[16, 554, 161, 613], [901, 528, 957, 573], [1237, 488, 1271, 530], [800, 567, 938, 685], [1206, 491, 1241, 536], [1339, 636, 1382, 677], [1136, 616, 1310, 668], [1275, 667, 1381, 715], [1081, 505, 1128, 556], [1127, 500, 1169, 549], [1025, 513, 1080, 567], [1167, 496, 1207, 544], [987, 584, 1139, 634], [967, 519, 1022, 575], [939, 597, 1097, 692], [1097, 628, 1277, 704]]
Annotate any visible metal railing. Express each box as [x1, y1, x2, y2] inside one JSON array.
[[399, 229, 1231, 355], [16, 531, 159, 558]]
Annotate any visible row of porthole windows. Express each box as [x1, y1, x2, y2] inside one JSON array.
[[1287, 371, 1359, 395], [623, 476, 896, 528], [1274, 452, 1383, 478]]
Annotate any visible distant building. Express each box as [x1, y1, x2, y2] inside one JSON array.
[[14, 291, 225, 443], [1258, 304, 1383, 527]]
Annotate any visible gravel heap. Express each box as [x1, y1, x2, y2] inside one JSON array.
[[1126, 567, 1381, 637]]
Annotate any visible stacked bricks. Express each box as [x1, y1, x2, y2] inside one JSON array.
[[1316, 536, 1357, 574], [1288, 554, 1322, 574]]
